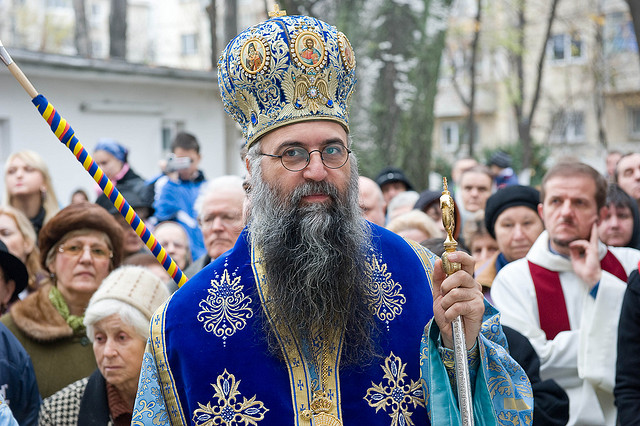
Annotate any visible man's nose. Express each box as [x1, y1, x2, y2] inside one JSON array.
[[559, 200, 573, 215], [302, 151, 328, 181]]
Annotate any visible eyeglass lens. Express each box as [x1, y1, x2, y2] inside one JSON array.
[[280, 144, 349, 171], [59, 243, 112, 259]]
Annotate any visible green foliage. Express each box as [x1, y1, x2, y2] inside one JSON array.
[[278, 0, 455, 191]]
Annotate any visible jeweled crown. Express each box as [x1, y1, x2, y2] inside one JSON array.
[[217, 13, 357, 147]]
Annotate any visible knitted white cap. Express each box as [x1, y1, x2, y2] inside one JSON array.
[[89, 265, 170, 320]]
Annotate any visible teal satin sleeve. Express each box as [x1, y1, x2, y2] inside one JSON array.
[[132, 344, 171, 425], [420, 301, 534, 425]]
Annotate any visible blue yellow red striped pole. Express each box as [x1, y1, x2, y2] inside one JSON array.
[[1, 39, 188, 287]]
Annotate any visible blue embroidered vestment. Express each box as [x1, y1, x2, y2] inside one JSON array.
[[133, 225, 533, 425]]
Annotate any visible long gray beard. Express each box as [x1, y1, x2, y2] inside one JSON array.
[[247, 155, 377, 364]]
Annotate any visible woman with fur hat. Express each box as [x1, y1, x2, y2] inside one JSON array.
[[38, 265, 170, 425], [1, 202, 123, 398]]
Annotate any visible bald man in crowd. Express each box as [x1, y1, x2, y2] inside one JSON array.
[[358, 176, 386, 226], [616, 152, 640, 207], [184, 175, 246, 277]]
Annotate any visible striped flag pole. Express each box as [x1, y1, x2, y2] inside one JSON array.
[[1, 39, 188, 287]]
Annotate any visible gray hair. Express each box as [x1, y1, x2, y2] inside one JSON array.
[[386, 190, 420, 219], [84, 299, 151, 342], [194, 175, 245, 218]]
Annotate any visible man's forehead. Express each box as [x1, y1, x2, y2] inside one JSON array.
[[461, 172, 492, 186], [544, 175, 596, 197], [618, 153, 640, 170], [258, 121, 348, 149]]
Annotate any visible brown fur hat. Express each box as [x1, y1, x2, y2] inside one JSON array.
[[38, 202, 124, 270]]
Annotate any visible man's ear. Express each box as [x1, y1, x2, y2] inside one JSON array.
[[245, 156, 251, 174], [537, 203, 544, 219]]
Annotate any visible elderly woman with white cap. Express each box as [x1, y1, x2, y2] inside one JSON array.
[[38, 265, 170, 425]]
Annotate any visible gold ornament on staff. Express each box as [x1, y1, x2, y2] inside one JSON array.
[[440, 177, 474, 426]]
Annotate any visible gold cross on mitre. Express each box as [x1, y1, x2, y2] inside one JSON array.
[[268, 3, 287, 17]]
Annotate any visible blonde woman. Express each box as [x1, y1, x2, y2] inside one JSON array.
[[0, 205, 47, 294], [4, 150, 60, 238]]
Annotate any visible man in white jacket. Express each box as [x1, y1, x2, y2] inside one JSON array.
[[491, 161, 640, 425]]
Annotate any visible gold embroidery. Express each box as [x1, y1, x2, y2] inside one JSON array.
[[364, 352, 425, 426], [192, 370, 268, 425], [366, 255, 406, 324], [251, 244, 342, 425], [197, 269, 253, 344]]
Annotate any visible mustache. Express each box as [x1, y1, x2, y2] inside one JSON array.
[[290, 181, 340, 205]]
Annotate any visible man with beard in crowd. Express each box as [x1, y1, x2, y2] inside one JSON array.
[[133, 11, 532, 425]]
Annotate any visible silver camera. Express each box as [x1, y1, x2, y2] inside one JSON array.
[[165, 154, 192, 173]]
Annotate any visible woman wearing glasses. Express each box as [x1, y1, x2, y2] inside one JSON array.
[[1, 202, 123, 398]]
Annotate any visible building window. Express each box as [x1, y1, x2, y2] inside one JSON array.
[[548, 33, 584, 63], [629, 108, 640, 138], [550, 110, 585, 143], [441, 122, 460, 152], [162, 120, 186, 152], [46, 0, 70, 8], [605, 12, 638, 55], [181, 34, 198, 56]]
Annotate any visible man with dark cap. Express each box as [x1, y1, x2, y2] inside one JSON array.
[[0, 240, 28, 314], [488, 150, 518, 189], [374, 166, 413, 206], [134, 9, 532, 425]]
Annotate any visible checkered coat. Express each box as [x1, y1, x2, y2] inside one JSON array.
[[38, 369, 111, 426]]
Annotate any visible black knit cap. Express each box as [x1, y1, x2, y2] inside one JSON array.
[[0, 240, 28, 303], [488, 150, 512, 169], [484, 185, 540, 239], [414, 190, 441, 212], [374, 167, 413, 191]]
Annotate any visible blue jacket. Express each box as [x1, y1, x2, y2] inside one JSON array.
[[0, 322, 40, 425], [153, 171, 206, 259]]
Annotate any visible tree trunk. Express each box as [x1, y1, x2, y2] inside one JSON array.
[[206, 0, 218, 68], [509, 0, 560, 171], [223, 0, 237, 46], [594, 1, 608, 148], [72, 0, 91, 57], [626, 0, 640, 63], [109, 0, 127, 59], [223, 0, 239, 173], [465, 0, 482, 157]]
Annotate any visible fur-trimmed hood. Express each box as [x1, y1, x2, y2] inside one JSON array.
[[9, 284, 73, 342]]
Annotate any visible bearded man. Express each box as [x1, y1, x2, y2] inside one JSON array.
[[133, 11, 532, 425]]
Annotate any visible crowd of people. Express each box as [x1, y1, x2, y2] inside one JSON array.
[[1, 8, 640, 426]]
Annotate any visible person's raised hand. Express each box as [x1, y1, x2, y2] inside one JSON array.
[[568, 222, 602, 289]]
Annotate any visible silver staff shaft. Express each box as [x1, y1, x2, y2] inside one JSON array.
[[452, 315, 473, 425], [440, 177, 474, 425]]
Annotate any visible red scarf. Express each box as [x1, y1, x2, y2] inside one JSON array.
[[528, 250, 627, 340]]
